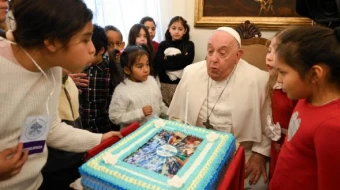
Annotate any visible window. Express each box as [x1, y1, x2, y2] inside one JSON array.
[[84, 0, 164, 44]]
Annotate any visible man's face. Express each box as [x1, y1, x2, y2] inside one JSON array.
[[0, 0, 8, 23], [206, 31, 242, 81]]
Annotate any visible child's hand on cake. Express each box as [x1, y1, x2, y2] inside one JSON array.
[[143, 105, 153, 116], [101, 131, 123, 142], [0, 143, 28, 181]]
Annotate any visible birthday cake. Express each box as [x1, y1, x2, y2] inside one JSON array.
[[79, 119, 236, 190]]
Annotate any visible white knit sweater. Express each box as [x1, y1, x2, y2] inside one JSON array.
[[109, 76, 168, 128], [0, 39, 102, 190]]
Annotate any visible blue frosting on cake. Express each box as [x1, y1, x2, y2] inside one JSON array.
[[80, 119, 236, 190]]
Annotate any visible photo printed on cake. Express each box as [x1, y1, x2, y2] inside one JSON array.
[[123, 130, 203, 178]]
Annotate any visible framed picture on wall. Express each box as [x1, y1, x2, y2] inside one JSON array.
[[194, 0, 312, 30]]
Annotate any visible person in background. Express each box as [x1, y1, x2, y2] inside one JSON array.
[[0, 0, 121, 189], [109, 45, 168, 129], [79, 24, 121, 133], [264, 30, 297, 180], [105, 25, 125, 54], [0, 0, 15, 41], [69, 26, 126, 88], [270, 26, 340, 190], [127, 24, 153, 53], [168, 27, 270, 189], [105, 25, 125, 83], [127, 23, 156, 77], [140, 16, 159, 53], [40, 69, 85, 190], [154, 16, 195, 106]]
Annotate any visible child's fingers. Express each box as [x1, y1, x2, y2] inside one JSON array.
[[74, 79, 89, 87], [78, 79, 89, 83], [116, 132, 123, 139], [110, 131, 123, 139], [10, 143, 24, 163], [69, 73, 87, 78], [14, 151, 28, 169], [0, 146, 17, 158], [76, 83, 88, 87], [77, 73, 88, 77]]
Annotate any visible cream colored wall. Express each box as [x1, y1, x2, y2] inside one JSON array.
[[160, 0, 278, 62]]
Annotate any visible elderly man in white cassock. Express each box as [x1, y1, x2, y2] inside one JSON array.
[[168, 27, 271, 189]]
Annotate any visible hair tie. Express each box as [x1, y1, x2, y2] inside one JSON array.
[[123, 45, 149, 55], [132, 45, 143, 49]]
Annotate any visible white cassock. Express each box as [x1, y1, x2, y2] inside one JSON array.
[[168, 59, 271, 156]]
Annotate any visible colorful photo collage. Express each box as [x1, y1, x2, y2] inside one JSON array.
[[123, 130, 203, 177]]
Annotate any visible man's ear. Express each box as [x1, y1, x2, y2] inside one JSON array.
[[123, 67, 131, 75], [236, 48, 243, 61], [44, 38, 62, 53]]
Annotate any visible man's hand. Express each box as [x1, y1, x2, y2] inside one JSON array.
[[143, 106, 153, 116], [101, 131, 123, 142], [245, 152, 267, 185], [69, 73, 89, 87], [0, 143, 29, 181]]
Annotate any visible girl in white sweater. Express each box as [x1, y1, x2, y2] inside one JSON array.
[[0, 1, 121, 189], [109, 45, 168, 128]]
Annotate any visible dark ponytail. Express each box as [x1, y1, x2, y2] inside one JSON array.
[[108, 49, 123, 94]]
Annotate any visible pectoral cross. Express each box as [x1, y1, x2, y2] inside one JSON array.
[[203, 118, 214, 129]]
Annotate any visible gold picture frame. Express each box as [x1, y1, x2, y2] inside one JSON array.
[[194, 0, 312, 30]]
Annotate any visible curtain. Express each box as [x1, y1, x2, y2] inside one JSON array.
[[83, 0, 164, 44]]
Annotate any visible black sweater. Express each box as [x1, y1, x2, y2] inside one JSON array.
[[154, 40, 195, 84]]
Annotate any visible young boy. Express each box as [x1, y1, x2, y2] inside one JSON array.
[[105, 25, 125, 54], [105, 25, 125, 76], [79, 24, 120, 133]]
